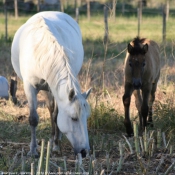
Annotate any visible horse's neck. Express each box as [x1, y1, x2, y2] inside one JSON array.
[[58, 80, 68, 101]]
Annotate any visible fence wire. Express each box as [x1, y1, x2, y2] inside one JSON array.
[[0, 0, 175, 43]]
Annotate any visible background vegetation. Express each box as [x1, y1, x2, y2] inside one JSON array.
[[1, 0, 175, 173]]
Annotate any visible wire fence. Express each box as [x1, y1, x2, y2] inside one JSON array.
[[1, 0, 175, 42]]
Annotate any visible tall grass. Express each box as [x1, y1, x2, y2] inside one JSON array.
[[88, 102, 125, 131]]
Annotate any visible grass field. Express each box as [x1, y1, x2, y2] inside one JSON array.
[[1, 11, 175, 173]]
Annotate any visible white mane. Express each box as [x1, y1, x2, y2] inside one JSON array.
[[27, 16, 81, 95]]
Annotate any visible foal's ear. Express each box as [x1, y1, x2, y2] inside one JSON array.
[[69, 88, 75, 101], [82, 88, 91, 99], [142, 43, 148, 54], [127, 43, 134, 54]]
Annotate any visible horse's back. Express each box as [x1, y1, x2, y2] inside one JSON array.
[[26, 11, 82, 47], [11, 11, 83, 82], [11, 23, 26, 80]]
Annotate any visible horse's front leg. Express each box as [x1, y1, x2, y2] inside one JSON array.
[[24, 82, 39, 157], [147, 83, 157, 127], [133, 90, 143, 132], [123, 83, 134, 137], [141, 89, 150, 131], [51, 99, 62, 153], [42, 91, 62, 153]]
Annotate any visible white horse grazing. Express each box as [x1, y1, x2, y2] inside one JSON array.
[[11, 11, 91, 157]]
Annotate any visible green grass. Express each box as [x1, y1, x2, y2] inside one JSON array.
[[1, 13, 175, 56], [88, 102, 125, 131], [79, 15, 174, 44]]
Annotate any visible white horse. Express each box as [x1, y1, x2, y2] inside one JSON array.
[[11, 11, 91, 157]]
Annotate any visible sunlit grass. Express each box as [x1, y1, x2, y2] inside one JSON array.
[[79, 15, 174, 44], [0, 13, 175, 43]]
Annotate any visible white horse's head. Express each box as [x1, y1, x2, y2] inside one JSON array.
[[57, 88, 91, 157]]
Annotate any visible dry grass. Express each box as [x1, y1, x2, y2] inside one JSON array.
[[1, 41, 175, 173], [1, 13, 175, 173]]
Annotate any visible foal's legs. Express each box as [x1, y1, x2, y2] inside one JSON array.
[[123, 83, 134, 137], [141, 88, 150, 131], [133, 90, 142, 129], [147, 83, 157, 127], [23, 82, 39, 157]]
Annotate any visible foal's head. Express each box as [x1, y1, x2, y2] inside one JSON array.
[[127, 37, 148, 89]]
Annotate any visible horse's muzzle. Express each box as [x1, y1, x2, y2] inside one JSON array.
[[132, 78, 142, 89]]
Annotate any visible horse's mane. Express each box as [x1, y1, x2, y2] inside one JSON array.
[[27, 16, 81, 95], [130, 36, 146, 55]]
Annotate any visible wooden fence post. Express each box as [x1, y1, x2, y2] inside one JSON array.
[[137, 0, 142, 37], [102, 5, 109, 97], [4, 0, 8, 42], [104, 6, 108, 45], [14, 0, 18, 19], [75, 7, 79, 23], [87, 0, 90, 21], [166, 0, 169, 21], [162, 4, 166, 43], [112, 0, 116, 21]]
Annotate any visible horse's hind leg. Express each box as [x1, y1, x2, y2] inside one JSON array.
[[42, 91, 62, 153], [23, 82, 39, 157]]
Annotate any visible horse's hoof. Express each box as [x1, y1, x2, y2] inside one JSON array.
[[147, 122, 154, 128], [128, 133, 134, 137], [52, 145, 60, 153], [125, 133, 134, 138], [27, 151, 39, 158]]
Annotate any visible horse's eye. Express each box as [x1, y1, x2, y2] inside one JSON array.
[[72, 118, 78, 121], [142, 62, 145, 67]]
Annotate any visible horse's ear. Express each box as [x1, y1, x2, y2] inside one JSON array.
[[127, 43, 133, 54], [82, 88, 91, 99], [142, 43, 148, 54], [69, 88, 75, 101]]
